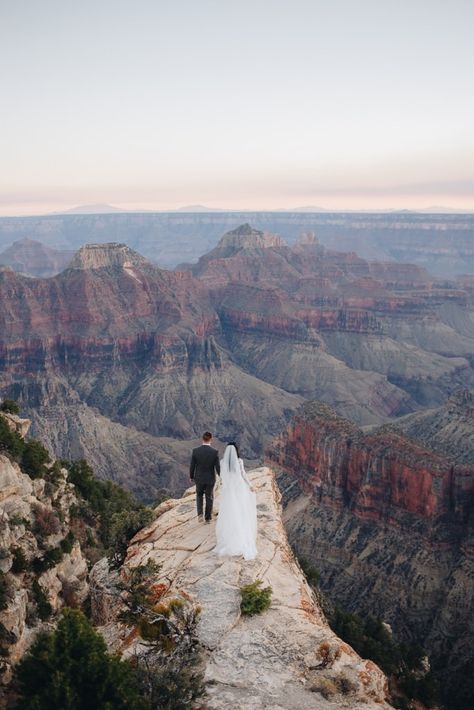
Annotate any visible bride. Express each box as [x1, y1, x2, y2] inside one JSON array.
[[215, 442, 257, 560]]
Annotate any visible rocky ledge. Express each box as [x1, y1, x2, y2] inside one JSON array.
[[0, 419, 89, 685], [91, 467, 389, 709]]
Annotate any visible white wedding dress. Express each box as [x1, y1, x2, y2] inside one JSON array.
[[215, 445, 257, 560]]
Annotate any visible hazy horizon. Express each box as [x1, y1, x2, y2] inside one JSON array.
[[2, 0, 474, 216]]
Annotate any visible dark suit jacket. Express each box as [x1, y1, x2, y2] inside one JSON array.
[[190, 444, 220, 484]]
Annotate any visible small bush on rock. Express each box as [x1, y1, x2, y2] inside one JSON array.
[[117, 562, 205, 710], [310, 676, 338, 698], [334, 674, 358, 695], [0, 399, 20, 415], [313, 640, 342, 669], [21, 440, 50, 479], [240, 579, 272, 615], [0, 416, 24, 459]]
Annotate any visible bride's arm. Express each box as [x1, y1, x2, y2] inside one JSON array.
[[239, 459, 255, 492]]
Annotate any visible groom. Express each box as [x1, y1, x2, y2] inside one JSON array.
[[189, 431, 221, 523]]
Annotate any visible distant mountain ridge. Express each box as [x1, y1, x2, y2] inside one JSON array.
[[1, 210, 473, 276], [55, 203, 124, 214], [0, 238, 73, 277]]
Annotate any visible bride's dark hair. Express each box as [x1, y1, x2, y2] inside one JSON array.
[[227, 441, 240, 458]]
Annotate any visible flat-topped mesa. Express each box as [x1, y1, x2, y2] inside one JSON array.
[[67, 242, 150, 271], [216, 223, 286, 251], [91, 467, 389, 709]]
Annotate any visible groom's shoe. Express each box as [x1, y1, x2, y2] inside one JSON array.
[[197, 514, 203, 522], [204, 518, 211, 524]]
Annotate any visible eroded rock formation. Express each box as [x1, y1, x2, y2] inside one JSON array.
[[267, 402, 474, 694], [0, 415, 89, 688], [91, 467, 390, 709], [1, 228, 473, 499]]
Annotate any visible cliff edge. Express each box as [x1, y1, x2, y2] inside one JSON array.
[[91, 467, 390, 709]]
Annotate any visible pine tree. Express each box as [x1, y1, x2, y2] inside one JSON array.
[[14, 608, 144, 709]]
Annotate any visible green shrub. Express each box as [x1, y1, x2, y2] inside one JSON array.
[[117, 563, 205, 710], [108, 508, 153, 567], [240, 579, 272, 615], [0, 415, 25, 459], [32, 546, 64, 574], [0, 399, 20, 414], [21, 440, 50, 479], [12, 608, 143, 709], [31, 580, 52, 621], [298, 556, 320, 587], [64, 459, 153, 565], [60, 531, 74, 554], [11, 547, 28, 574]]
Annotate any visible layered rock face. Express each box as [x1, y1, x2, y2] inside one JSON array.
[[1, 211, 473, 276], [0, 415, 88, 686], [91, 467, 390, 709], [0, 241, 301, 499], [267, 402, 474, 690], [1, 229, 474, 499], [190, 227, 474, 424]]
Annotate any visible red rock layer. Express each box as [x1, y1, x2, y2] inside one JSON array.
[[267, 401, 474, 525]]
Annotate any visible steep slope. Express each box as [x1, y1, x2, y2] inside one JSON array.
[[0, 243, 301, 498], [267, 402, 474, 702], [392, 389, 474, 464], [91, 467, 390, 709], [192, 227, 474, 422], [2, 231, 473, 499], [0, 413, 89, 689]]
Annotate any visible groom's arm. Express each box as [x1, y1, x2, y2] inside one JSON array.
[[189, 450, 197, 480], [215, 452, 220, 476]]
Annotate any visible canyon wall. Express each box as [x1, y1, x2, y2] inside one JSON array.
[[267, 401, 474, 695]]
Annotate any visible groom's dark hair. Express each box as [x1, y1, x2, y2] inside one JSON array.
[[202, 431, 212, 442]]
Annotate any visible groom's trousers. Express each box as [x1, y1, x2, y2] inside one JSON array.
[[196, 481, 214, 521]]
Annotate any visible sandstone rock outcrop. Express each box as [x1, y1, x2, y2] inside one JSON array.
[[267, 402, 474, 697], [0, 421, 89, 686], [91, 467, 390, 709]]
